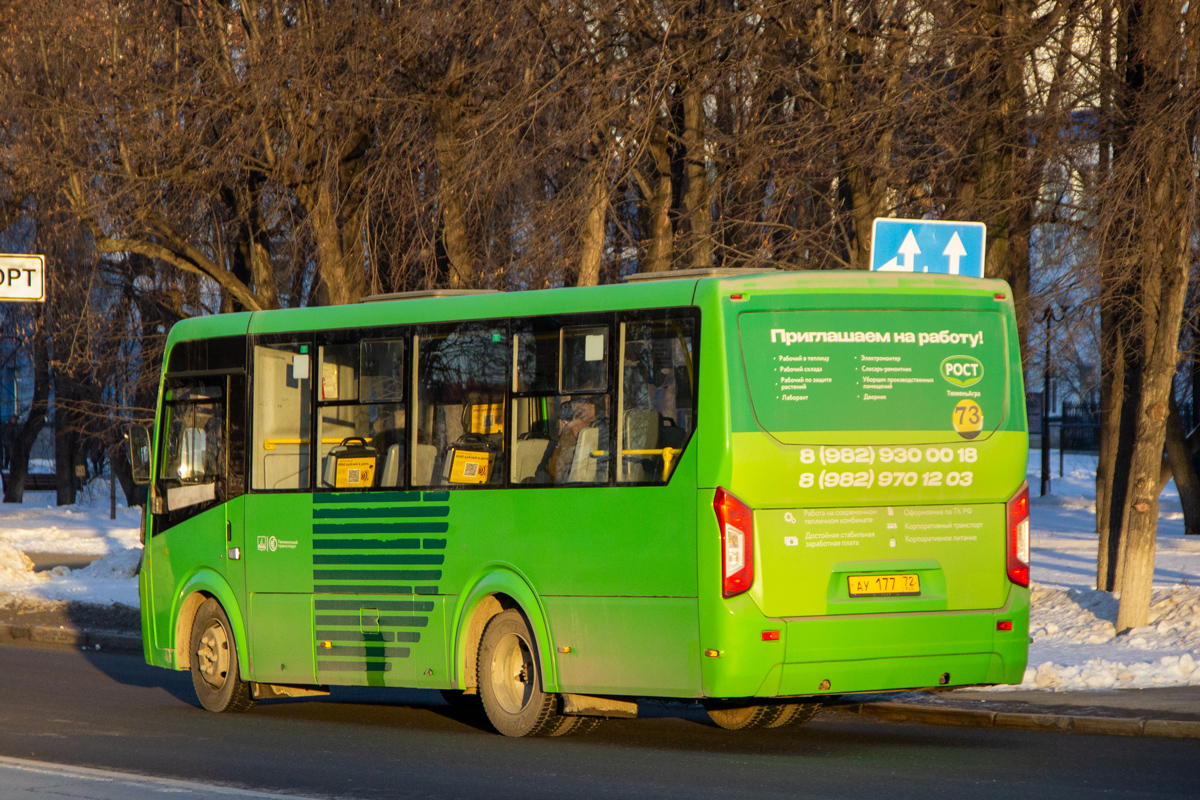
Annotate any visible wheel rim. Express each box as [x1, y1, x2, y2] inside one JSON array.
[[489, 631, 535, 715], [197, 620, 231, 690]]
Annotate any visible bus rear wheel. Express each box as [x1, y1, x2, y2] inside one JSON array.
[[766, 702, 821, 728], [477, 609, 560, 737], [189, 598, 255, 713], [549, 714, 603, 736], [704, 702, 776, 730]]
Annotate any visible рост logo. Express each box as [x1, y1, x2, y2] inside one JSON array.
[[940, 355, 984, 387]]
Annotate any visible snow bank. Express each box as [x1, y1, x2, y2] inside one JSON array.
[[978, 582, 1200, 691], [0, 542, 36, 587], [1032, 584, 1200, 652], [0, 487, 141, 605], [1022, 654, 1199, 691], [74, 547, 142, 581]]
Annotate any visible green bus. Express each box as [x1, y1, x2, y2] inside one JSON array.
[[129, 269, 1030, 736]]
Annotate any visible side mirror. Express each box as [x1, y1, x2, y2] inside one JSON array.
[[127, 425, 152, 486]]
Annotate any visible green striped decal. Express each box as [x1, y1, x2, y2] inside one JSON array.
[[311, 491, 448, 675]]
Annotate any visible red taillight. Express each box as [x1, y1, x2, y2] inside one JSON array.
[[714, 487, 755, 598], [1006, 482, 1030, 587]]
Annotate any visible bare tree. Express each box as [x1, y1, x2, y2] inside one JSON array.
[[1093, 0, 1199, 629]]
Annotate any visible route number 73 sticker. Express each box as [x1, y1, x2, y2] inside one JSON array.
[[953, 399, 983, 440]]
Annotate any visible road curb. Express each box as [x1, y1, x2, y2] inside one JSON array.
[[0, 621, 142, 655], [855, 701, 1200, 739]]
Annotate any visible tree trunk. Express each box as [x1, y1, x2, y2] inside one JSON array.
[[1116, 260, 1189, 629], [311, 175, 366, 306], [1111, 0, 1198, 631], [642, 123, 673, 273], [54, 412, 78, 506], [576, 146, 609, 287], [680, 83, 711, 272], [2, 317, 50, 504], [433, 93, 476, 289], [1163, 391, 1200, 535], [1097, 322, 1132, 591]]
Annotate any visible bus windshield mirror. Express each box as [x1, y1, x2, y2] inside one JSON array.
[[127, 424, 152, 485]]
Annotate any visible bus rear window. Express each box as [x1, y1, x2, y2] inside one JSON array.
[[738, 309, 1008, 444]]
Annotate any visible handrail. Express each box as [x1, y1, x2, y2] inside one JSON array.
[[263, 437, 373, 451], [590, 446, 679, 481]]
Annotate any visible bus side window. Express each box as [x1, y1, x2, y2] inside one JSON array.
[[511, 320, 611, 486], [315, 338, 407, 490], [252, 343, 312, 491], [414, 323, 508, 487], [616, 315, 698, 484]]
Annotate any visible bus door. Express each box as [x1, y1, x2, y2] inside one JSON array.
[[150, 374, 243, 658], [222, 373, 248, 600], [244, 339, 318, 686]]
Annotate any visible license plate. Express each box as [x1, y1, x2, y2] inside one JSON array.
[[848, 573, 921, 597]]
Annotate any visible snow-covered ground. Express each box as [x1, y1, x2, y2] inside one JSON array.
[[1008, 452, 1200, 692], [0, 481, 141, 606], [1, 456, 1199, 692]]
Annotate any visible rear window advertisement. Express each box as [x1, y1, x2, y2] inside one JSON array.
[[738, 309, 1008, 443]]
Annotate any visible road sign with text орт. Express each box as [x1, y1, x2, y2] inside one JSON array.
[[870, 219, 986, 278], [0, 254, 45, 302]]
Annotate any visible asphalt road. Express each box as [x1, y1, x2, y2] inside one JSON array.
[[0, 645, 1196, 799]]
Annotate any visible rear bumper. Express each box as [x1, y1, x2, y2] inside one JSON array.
[[700, 587, 1030, 698]]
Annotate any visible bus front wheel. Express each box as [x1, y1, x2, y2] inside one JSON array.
[[189, 598, 255, 713], [477, 609, 561, 737]]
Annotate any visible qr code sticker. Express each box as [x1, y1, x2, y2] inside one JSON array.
[[463, 461, 479, 477], [347, 469, 361, 483]]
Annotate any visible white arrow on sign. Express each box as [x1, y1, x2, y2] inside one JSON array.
[[876, 229, 922, 272], [943, 232, 967, 275]]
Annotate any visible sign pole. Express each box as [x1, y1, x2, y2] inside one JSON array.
[[1039, 305, 1067, 496]]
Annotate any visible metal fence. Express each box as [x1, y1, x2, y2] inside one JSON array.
[[1059, 401, 1100, 452]]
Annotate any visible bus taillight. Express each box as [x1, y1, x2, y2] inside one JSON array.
[[1006, 482, 1030, 587], [715, 488, 754, 598]]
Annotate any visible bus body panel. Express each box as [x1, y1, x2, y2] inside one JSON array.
[[693, 271, 1029, 699], [246, 281, 698, 336], [146, 502, 244, 665], [542, 596, 702, 696], [436, 451, 700, 696], [243, 493, 316, 683]]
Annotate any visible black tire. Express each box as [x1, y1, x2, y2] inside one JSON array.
[[549, 715, 604, 737], [765, 702, 821, 728], [704, 702, 778, 730], [189, 598, 255, 713], [477, 609, 561, 737]]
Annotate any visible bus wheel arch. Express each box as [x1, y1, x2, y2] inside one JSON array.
[[453, 569, 559, 695], [169, 572, 249, 678], [459, 594, 507, 694], [173, 591, 210, 670]]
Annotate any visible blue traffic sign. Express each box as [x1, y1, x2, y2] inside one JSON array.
[[870, 219, 987, 278]]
